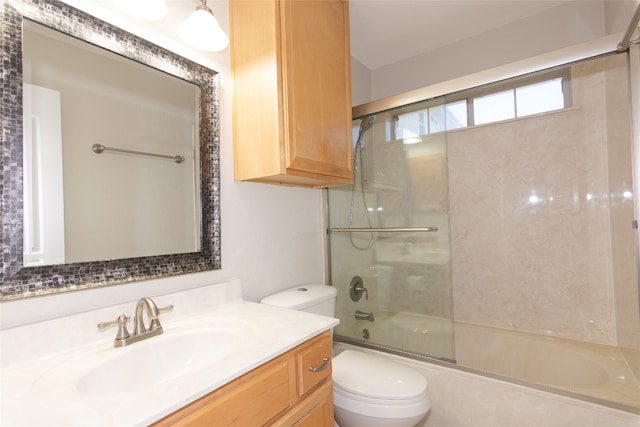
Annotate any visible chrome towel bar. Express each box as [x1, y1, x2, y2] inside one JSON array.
[[91, 143, 185, 164], [329, 227, 438, 233]]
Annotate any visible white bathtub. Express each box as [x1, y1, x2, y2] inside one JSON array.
[[338, 311, 640, 410]]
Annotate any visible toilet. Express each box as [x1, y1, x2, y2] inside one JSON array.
[[261, 284, 431, 427]]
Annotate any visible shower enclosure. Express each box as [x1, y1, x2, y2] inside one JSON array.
[[327, 50, 640, 412], [328, 93, 455, 363]]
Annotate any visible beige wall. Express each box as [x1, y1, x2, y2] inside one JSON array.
[[606, 50, 640, 353], [350, 57, 372, 107], [621, 31, 640, 379], [448, 54, 636, 346]]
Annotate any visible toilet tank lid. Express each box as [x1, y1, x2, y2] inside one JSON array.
[[260, 284, 337, 310]]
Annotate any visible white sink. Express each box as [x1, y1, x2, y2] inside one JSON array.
[[34, 325, 242, 395], [1, 282, 340, 427]]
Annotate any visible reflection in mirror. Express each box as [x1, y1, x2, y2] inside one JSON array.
[[23, 21, 202, 266], [0, 0, 221, 299]]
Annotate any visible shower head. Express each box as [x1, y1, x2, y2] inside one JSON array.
[[350, 114, 377, 250], [358, 115, 376, 135], [354, 115, 376, 149]]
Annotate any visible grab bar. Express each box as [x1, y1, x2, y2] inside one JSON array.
[[91, 144, 185, 164], [329, 227, 438, 233]]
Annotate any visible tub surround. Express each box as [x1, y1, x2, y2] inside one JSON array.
[[454, 321, 640, 410], [334, 342, 640, 427], [449, 54, 634, 346], [339, 312, 640, 412], [0, 279, 339, 426]]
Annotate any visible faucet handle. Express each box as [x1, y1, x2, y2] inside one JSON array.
[[350, 276, 369, 301], [158, 304, 174, 314], [148, 304, 174, 331], [97, 314, 131, 342]]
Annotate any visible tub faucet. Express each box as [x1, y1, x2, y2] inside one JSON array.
[[98, 297, 174, 347], [355, 310, 375, 322]]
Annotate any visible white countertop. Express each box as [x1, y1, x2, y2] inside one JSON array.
[[0, 280, 339, 426]]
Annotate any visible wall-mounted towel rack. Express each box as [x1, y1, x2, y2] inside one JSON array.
[[91, 144, 185, 164], [329, 227, 438, 233]]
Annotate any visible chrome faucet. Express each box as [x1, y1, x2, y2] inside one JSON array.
[[98, 297, 173, 347], [355, 310, 375, 322]]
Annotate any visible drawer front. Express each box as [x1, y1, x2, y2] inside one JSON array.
[[157, 360, 293, 427], [296, 333, 332, 396]]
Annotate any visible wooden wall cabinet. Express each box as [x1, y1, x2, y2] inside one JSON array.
[[229, 0, 353, 188], [152, 331, 334, 427]]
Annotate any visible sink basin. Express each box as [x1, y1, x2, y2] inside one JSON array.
[[77, 328, 238, 394], [34, 326, 241, 396], [77, 327, 239, 394]]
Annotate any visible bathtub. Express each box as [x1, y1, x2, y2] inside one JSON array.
[[337, 311, 640, 411]]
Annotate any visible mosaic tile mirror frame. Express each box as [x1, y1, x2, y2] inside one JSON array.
[[0, 0, 222, 299]]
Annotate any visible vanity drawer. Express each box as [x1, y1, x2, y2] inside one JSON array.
[[153, 359, 294, 426], [153, 331, 333, 427], [296, 331, 332, 396]]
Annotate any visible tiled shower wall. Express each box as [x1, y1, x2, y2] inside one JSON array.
[[449, 54, 637, 346]]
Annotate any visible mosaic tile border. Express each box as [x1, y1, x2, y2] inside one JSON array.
[[0, 0, 222, 300]]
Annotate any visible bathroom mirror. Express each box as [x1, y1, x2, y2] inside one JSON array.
[[0, 0, 221, 299], [22, 20, 203, 267]]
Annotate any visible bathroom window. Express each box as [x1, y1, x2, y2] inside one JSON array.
[[473, 89, 515, 125], [473, 76, 567, 125], [394, 100, 468, 141], [392, 69, 570, 140]]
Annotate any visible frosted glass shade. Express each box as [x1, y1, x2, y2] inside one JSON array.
[[178, 9, 229, 52]]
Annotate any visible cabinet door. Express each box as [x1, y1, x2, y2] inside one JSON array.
[[271, 380, 334, 427], [280, 0, 352, 180]]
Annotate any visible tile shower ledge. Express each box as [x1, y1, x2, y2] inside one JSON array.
[[0, 282, 339, 426]]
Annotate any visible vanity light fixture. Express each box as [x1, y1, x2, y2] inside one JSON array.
[[108, 0, 168, 21], [178, 0, 229, 52]]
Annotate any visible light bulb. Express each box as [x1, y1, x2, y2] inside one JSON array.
[[178, 7, 229, 52]]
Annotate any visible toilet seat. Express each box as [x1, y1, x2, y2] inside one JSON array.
[[333, 350, 428, 400], [333, 386, 430, 420], [332, 350, 431, 421]]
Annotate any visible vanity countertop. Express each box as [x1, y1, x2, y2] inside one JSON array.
[[0, 280, 339, 426]]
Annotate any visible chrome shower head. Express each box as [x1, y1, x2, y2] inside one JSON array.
[[358, 115, 376, 135], [355, 115, 376, 149]]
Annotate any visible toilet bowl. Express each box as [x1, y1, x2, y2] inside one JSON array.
[[332, 350, 431, 427], [261, 285, 431, 427]]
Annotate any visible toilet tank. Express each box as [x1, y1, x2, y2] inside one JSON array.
[[260, 284, 337, 317]]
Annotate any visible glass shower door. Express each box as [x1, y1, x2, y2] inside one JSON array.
[[327, 96, 455, 362]]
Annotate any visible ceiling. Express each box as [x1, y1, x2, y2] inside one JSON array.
[[348, 0, 569, 70], [87, 0, 589, 71]]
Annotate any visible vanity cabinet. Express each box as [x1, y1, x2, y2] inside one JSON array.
[[229, 0, 353, 188], [152, 331, 334, 426]]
